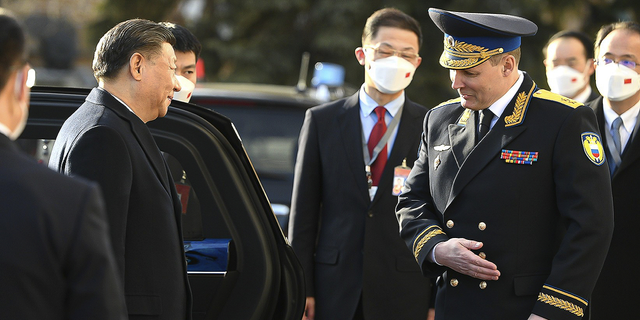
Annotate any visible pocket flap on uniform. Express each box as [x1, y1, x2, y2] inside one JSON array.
[[513, 274, 547, 296], [125, 294, 162, 315], [314, 246, 339, 265]]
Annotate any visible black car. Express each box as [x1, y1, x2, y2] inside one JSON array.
[[190, 83, 327, 234], [20, 86, 305, 320]]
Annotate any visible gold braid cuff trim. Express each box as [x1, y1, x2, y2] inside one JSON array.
[[537, 293, 584, 317], [413, 227, 446, 260]]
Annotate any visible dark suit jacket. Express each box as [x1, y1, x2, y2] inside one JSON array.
[[49, 88, 191, 320], [588, 96, 639, 319], [0, 133, 126, 319], [397, 74, 614, 320], [288, 93, 431, 320]]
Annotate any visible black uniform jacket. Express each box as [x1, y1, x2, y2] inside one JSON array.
[[0, 134, 126, 319], [49, 88, 192, 320], [397, 74, 614, 320], [588, 96, 640, 319], [288, 93, 431, 320]]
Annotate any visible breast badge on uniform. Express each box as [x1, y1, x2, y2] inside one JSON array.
[[500, 149, 538, 165], [581, 132, 605, 166]]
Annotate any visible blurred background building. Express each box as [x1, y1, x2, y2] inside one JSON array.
[[2, 0, 639, 108]]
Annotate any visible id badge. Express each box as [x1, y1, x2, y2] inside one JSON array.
[[392, 159, 411, 196]]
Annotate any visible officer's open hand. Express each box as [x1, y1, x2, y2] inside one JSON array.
[[434, 238, 500, 280]]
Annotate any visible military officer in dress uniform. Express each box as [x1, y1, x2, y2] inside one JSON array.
[[396, 8, 614, 320]]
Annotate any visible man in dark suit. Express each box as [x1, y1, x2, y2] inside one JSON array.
[[49, 19, 191, 320], [587, 21, 640, 319], [397, 8, 614, 320], [543, 30, 599, 104], [0, 9, 126, 319], [288, 8, 432, 320]]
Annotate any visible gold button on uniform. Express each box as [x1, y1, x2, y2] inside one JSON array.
[[446, 220, 454, 228], [450, 279, 459, 287], [479, 281, 487, 289], [478, 252, 486, 259], [368, 211, 373, 217], [478, 222, 487, 231]]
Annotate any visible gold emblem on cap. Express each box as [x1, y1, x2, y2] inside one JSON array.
[[440, 38, 505, 69]]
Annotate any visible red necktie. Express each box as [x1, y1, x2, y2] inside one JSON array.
[[368, 106, 388, 186]]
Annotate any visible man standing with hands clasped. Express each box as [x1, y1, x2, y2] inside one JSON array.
[[587, 21, 640, 320], [289, 7, 432, 320], [397, 8, 614, 320]]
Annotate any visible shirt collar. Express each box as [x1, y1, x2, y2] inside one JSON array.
[[485, 71, 524, 118], [603, 98, 640, 132], [573, 86, 592, 104], [97, 87, 136, 115], [358, 84, 404, 117]]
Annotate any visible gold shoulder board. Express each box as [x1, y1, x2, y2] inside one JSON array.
[[533, 90, 583, 109], [434, 97, 462, 109]]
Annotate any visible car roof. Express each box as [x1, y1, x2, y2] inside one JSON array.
[[193, 83, 323, 108]]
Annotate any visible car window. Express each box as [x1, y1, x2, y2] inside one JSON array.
[[212, 105, 305, 176]]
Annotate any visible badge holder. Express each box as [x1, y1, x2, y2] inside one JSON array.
[[392, 158, 411, 196]]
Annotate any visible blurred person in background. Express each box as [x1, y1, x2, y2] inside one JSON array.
[[160, 21, 201, 99], [0, 8, 126, 320], [543, 30, 598, 103], [587, 21, 640, 320], [288, 7, 432, 320]]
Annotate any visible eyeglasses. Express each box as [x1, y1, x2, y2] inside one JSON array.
[[364, 44, 420, 63], [596, 57, 637, 69]]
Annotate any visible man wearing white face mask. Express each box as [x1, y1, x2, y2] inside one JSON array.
[[587, 21, 640, 320], [543, 30, 598, 103], [289, 7, 432, 320]]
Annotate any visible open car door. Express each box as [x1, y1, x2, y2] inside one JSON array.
[[21, 87, 305, 320]]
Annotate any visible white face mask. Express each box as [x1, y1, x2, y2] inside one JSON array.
[[173, 75, 195, 103], [367, 55, 416, 94], [546, 65, 588, 98], [596, 63, 640, 101]]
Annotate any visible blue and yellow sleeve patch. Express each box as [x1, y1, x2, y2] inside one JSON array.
[[538, 285, 587, 317], [533, 90, 583, 109], [581, 132, 605, 166]]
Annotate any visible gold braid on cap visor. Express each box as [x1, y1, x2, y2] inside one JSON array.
[[439, 38, 504, 69]]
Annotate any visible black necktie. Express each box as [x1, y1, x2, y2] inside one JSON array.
[[477, 109, 494, 142]]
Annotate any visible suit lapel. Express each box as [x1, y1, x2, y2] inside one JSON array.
[[86, 88, 172, 195], [591, 96, 640, 179], [446, 77, 534, 209], [616, 103, 640, 177], [338, 94, 370, 202]]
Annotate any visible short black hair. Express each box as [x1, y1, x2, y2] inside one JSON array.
[[595, 21, 640, 57], [543, 30, 594, 59], [362, 8, 422, 48], [92, 19, 175, 81], [0, 9, 26, 89], [159, 22, 201, 59]]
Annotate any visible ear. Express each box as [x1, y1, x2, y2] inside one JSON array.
[[355, 47, 366, 66], [586, 59, 596, 76], [502, 55, 516, 76], [14, 65, 30, 106], [129, 53, 144, 81]]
